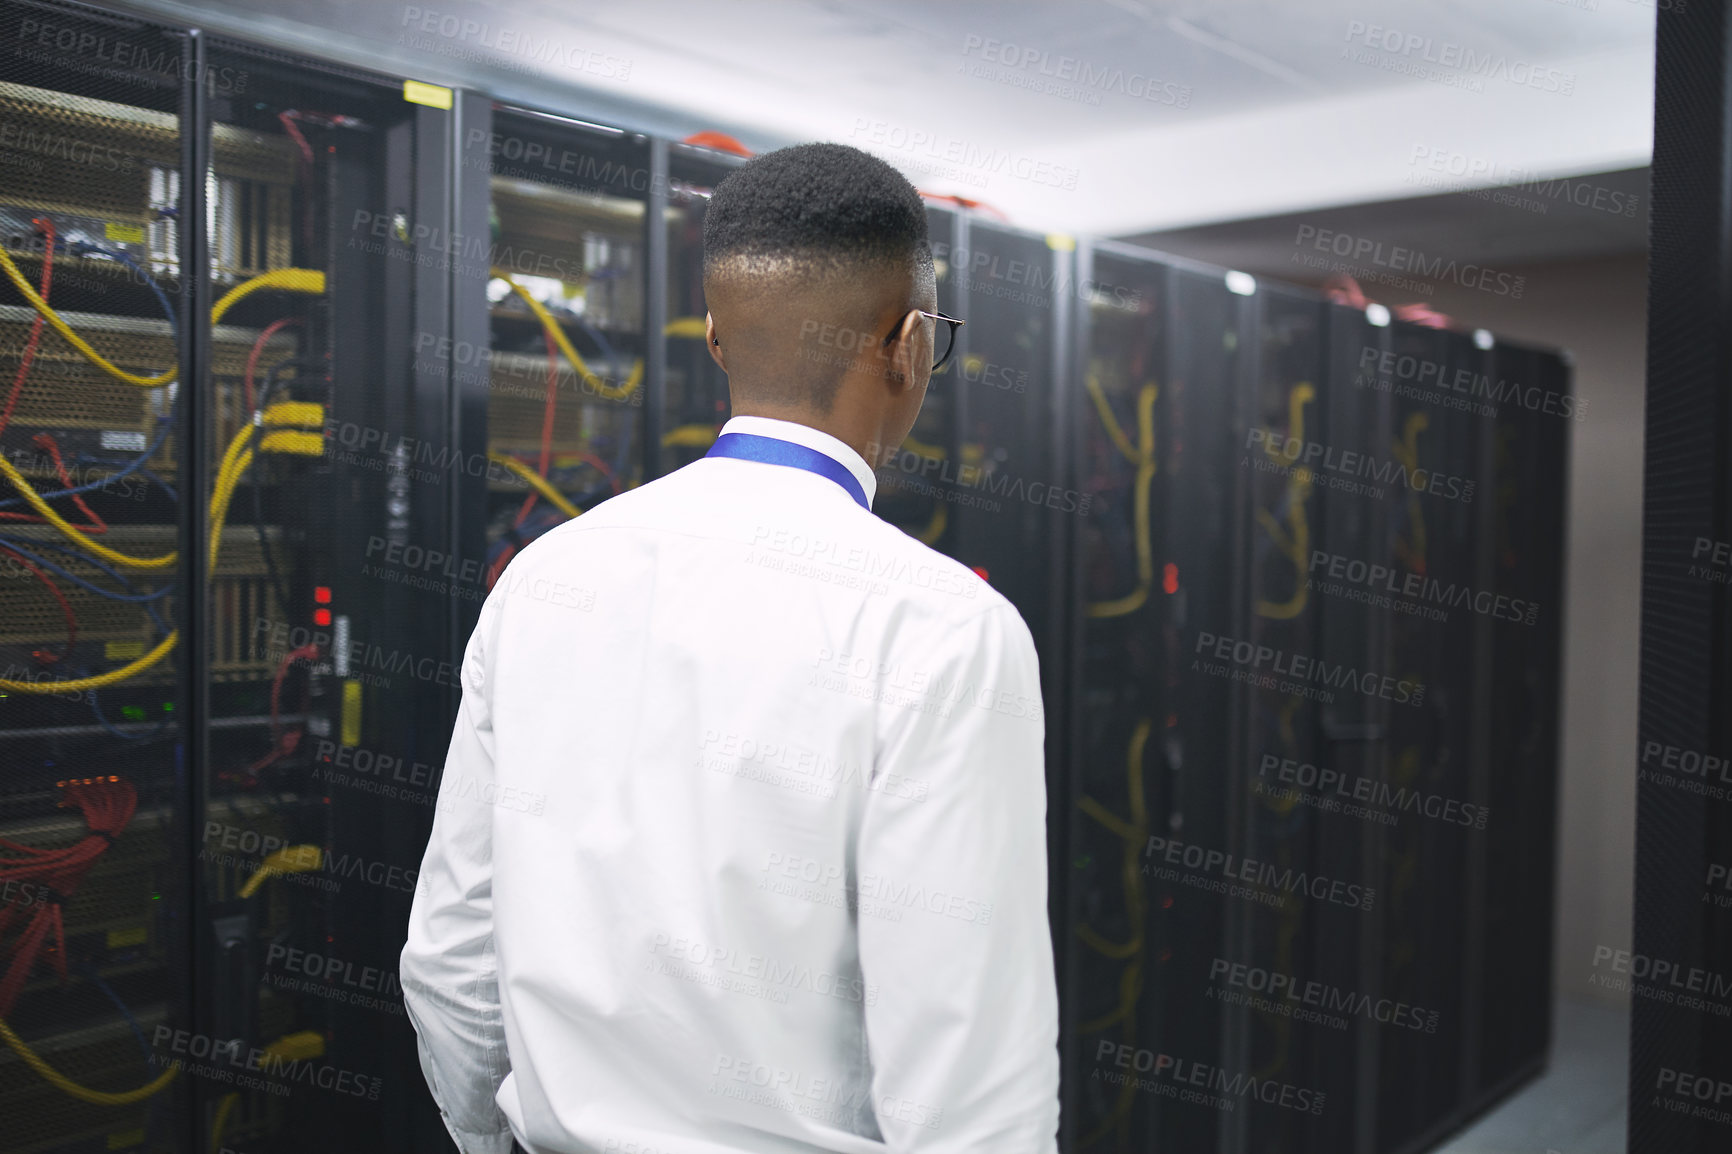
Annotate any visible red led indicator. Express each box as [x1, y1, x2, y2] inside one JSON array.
[[971, 566, 990, 582], [314, 586, 332, 604], [313, 608, 332, 626], [1162, 563, 1179, 595]]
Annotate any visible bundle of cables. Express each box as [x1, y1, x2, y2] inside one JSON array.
[[0, 775, 178, 1105]]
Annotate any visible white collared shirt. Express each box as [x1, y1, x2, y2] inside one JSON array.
[[402, 415, 1058, 1154]]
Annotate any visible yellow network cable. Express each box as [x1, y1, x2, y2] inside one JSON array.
[[662, 423, 718, 450], [1075, 717, 1152, 1149], [1391, 411, 1429, 573], [0, 266, 327, 570], [210, 1092, 240, 1154], [490, 268, 644, 401], [0, 1014, 177, 1105], [237, 844, 323, 899], [488, 452, 582, 518], [1084, 378, 1158, 619], [0, 248, 323, 388], [1253, 382, 1316, 620], [0, 416, 319, 694]]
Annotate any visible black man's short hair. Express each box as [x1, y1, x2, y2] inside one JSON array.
[[703, 142, 931, 281]]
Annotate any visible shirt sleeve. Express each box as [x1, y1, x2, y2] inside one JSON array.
[[856, 601, 1060, 1153], [400, 594, 515, 1154]]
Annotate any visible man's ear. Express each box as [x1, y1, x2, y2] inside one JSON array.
[[886, 308, 925, 396], [705, 312, 727, 373]]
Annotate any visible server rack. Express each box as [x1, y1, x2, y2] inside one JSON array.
[[1470, 338, 1566, 1105], [188, 36, 459, 1154], [0, 3, 192, 1150], [476, 103, 651, 585], [1067, 242, 1571, 1154], [654, 139, 743, 476]]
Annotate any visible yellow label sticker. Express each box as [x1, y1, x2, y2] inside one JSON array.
[[106, 1128, 146, 1150], [106, 926, 148, 948], [341, 679, 363, 747], [105, 639, 146, 660], [403, 80, 453, 110], [1045, 233, 1076, 252], [104, 222, 145, 244]]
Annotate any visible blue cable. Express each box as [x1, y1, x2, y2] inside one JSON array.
[[0, 534, 171, 607], [0, 239, 181, 510], [73, 242, 178, 329], [0, 413, 173, 510]]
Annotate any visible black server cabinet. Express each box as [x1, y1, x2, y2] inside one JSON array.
[[872, 202, 963, 550], [655, 140, 743, 476], [190, 40, 460, 1154], [477, 104, 651, 578], [1471, 338, 1567, 1106], [1229, 282, 1343, 1154], [0, 3, 192, 1152], [1362, 321, 1484, 1154]]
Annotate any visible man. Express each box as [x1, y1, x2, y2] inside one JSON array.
[[402, 142, 1059, 1154]]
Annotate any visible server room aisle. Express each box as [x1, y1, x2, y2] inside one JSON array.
[[1434, 998, 1628, 1154]]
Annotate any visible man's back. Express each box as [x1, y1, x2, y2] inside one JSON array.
[[403, 416, 1060, 1154]]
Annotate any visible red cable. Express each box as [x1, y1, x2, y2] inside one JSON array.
[[514, 324, 561, 528], [0, 217, 56, 438], [0, 543, 76, 666], [0, 777, 135, 1016], [244, 317, 302, 413]]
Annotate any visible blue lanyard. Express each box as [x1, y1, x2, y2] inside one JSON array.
[[705, 432, 870, 511]]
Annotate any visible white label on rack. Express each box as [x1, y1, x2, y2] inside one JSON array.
[[101, 430, 148, 452]]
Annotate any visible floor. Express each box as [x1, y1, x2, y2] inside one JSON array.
[[1432, 997, 1629, 1154]]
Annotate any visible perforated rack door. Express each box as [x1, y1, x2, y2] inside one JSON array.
[[0, 3, 192, 1153]]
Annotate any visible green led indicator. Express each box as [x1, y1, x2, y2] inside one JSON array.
[[121, 705, 145, 722]]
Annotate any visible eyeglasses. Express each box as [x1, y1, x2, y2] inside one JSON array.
[[882, 308, 965, 373]]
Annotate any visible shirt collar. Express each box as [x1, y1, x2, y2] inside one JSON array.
[[716, 415, 879, 510]]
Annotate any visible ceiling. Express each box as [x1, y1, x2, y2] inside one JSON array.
[[117, 0, 1657, 239]]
